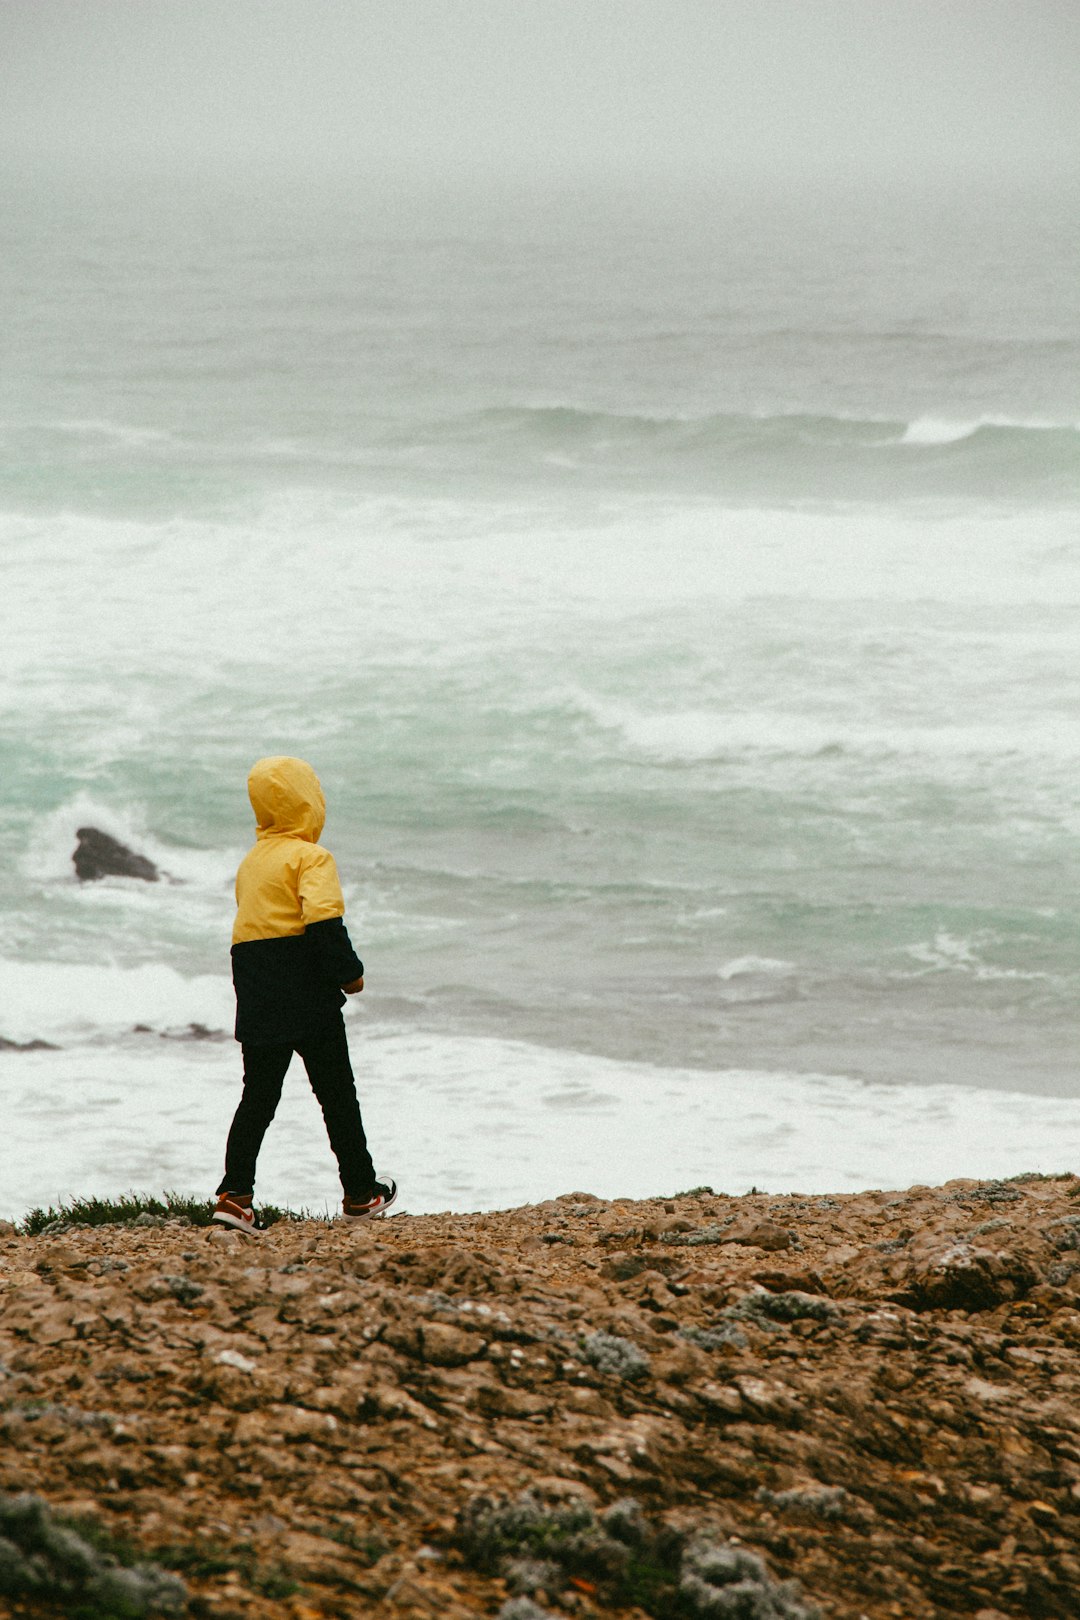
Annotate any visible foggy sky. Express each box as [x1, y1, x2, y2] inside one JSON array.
[[3, 0, 1079, 187]]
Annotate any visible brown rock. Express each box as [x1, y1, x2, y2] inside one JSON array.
[[697, 1381, 744, 1419], [733, 1374, 802, 1425], [27, 1302, 77, 1345], [837, 1229, 1045, 1312], [600, 1251, 649, 1281], [752, 1267, 827, 1294], [469, 1383, 552, 1420], [383, 1320, 487, 1366], [262, 1405, 343, 1446], [727, 1220, 794, 1252]]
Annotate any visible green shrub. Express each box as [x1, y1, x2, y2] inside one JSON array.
[[755, 1485, 849, 1523], [679, 1535, 819, 1618], [682, 1322, 749, 1352], [579, 1330, 650, 1382], [730, 1291, 838, 1326], [454, 1492, 819, 1619], [0, 1493, 187, 1618]]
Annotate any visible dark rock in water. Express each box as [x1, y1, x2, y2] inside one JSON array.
[[73, 827, 160, 883], [131, 1022, 226, 1042], [0, 1037, 59, 1052], [160, 1023, 227, 1042]]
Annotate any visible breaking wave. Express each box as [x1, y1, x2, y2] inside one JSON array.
[[14, 405, 1077, 507], [399, 406, 1080, 501]]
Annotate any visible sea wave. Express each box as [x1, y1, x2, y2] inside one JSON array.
[[581, 700, 1080, 766], [0, 956, 233, 1047], [394, 405, 1080, 501], [7, 405, 1076, 507], [901, 932, 1052, 982], [718, 957, 797, 980]]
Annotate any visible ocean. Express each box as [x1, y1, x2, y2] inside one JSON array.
[[1, 170, 1078, 1219]]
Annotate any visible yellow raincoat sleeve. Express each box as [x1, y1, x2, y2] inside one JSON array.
[[297, 846, 347, 925]]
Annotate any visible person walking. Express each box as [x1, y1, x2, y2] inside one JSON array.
[[213, 755, 396, 1233]]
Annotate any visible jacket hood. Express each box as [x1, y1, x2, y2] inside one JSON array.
[[247, 756, 326, 843]]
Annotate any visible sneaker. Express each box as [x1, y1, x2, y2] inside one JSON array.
[[212, 1191, 263, 1236], [342, 1177, 398, 1221]]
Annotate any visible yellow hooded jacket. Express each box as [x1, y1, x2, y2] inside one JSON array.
[[230, 757, 364, 1045]]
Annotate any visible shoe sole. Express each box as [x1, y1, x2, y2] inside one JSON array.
[[212, 1210, 262, 1236]]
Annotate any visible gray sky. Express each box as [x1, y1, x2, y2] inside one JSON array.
[[3, 0, 1079, 186]]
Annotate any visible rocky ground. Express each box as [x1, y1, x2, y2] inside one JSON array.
[[2, 1174, 1080, 1620]]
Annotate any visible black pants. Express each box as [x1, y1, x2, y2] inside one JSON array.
[[218, 1020, 376, 1199]]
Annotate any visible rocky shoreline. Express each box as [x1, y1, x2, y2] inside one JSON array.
[[2, 1174, 1080, 1619]]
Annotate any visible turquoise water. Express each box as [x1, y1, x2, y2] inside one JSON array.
[[0, 171, 1078, 1213]]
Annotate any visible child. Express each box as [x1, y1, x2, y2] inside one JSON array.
[[213, 755, 396, 1233]]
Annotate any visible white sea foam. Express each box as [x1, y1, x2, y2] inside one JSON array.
[[0, 957, 233, 1046], [718, 957, 796, 980], [4, 503, 1080, 690], [902, 933, 1051, 982], [0, 1030, 1074, 1221], [584, 700, 1080, 766], [900, 417, 982, 446], [899, 414, 1077, 447]]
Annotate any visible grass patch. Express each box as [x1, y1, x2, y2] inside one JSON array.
[[21, 1191, 316, 1236]]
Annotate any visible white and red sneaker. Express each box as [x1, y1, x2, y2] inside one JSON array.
[[212, 1191, 263, 1236], [342, 1178, 398, 1221]]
